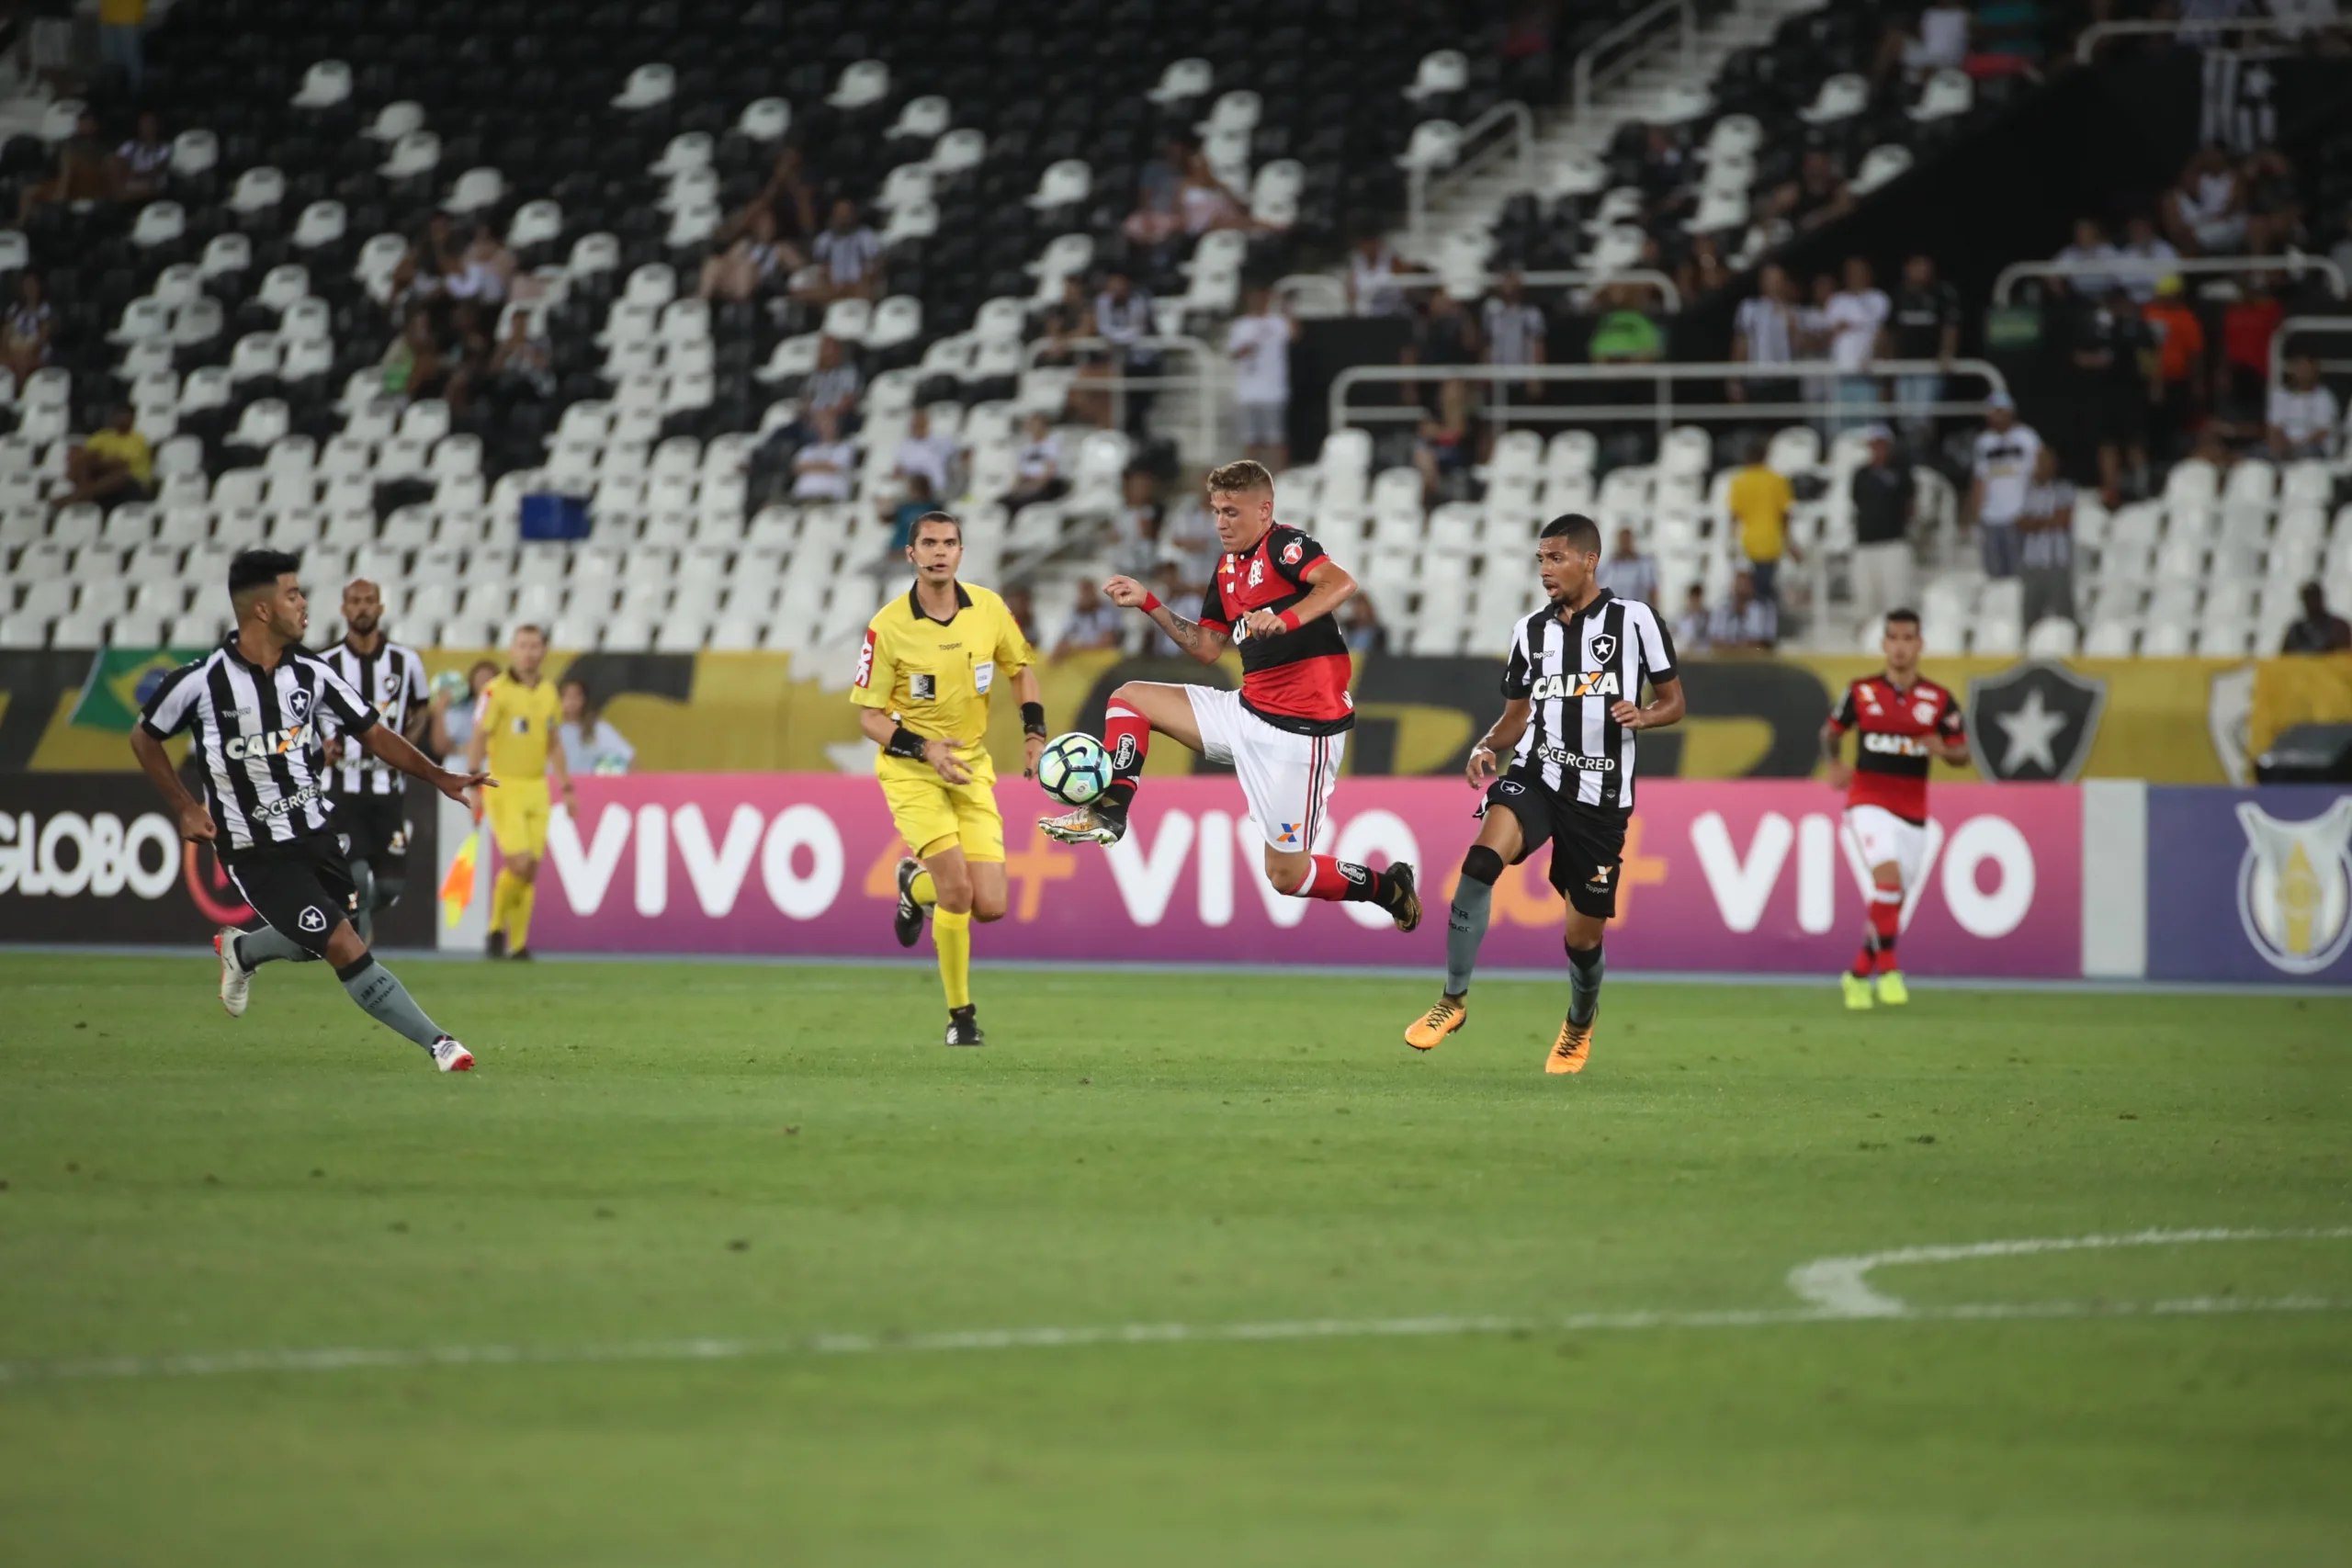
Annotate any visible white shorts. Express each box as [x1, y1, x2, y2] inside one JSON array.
[[1185, 684, 1344, 852], [1843, 804, 1927, 886]]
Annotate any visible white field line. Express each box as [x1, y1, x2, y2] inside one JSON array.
[[5, 1231, 2347, 1389]]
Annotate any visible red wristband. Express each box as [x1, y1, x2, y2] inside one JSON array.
[[1276, 609, 1301, 633], [1139, 592, 1161, 614]]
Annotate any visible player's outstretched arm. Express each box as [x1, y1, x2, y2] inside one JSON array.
[[1610, 676, 1684, 733], [1466, 698, 1533, 786], [359, 722, 494, 807], [1103, 574, 1230, 667]]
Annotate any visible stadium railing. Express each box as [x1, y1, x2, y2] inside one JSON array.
[[1572, 0, 1700, 119], [1016, 333, 1225, 463], [1272, 267, 1684, 317], [1990, 254, 2349, 307], [2075, 15, 2352, 62], [1405, 100, 1536, 254]]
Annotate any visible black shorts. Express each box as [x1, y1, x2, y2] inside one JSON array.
[[330, 790, 409, 870], [1481, 768, 1629, 919], [223, 837, 360, 959]]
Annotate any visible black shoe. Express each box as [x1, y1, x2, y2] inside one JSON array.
[[893, 856, 926, 949], [944, 1005, 985, 1047], [1384, 861, 1422, 933], [510, 947, 534, 962], [485, 931, 508, 960]]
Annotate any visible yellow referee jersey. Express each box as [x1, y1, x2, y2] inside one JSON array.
[[852, 581, 1033, 773], [477, 672, 563, 786]]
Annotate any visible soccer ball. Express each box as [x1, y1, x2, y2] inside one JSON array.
[[1036, 732, 1113, 806]]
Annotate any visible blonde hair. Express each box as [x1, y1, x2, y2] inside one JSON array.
[[1204, 458, 1273, 496]]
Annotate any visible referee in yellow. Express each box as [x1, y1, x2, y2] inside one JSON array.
[[467, 623, 576, 959], [852, 510, 1046, 1045]]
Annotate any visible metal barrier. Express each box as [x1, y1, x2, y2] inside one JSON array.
[[1572, 0, 1697, 118], [2075, 15, 2349, 62], [1991, 254, 2348, 307], [1406, 100, 1536, 254], [1273, 267, 1684, 318], [1020, 333, 1224, 461], [1328, 358, 2014, 442]]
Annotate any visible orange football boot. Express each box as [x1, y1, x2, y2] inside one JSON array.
[[1544, 1010, 1595, 1075], [1404, 996, 1466, 1052]]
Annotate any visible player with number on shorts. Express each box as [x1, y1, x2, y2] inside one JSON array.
[[1820, 607, 1969, 1009], [1037, 458, 1421, 932]]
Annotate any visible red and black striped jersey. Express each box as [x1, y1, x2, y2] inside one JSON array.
[[1827, 672, 1963, 824], [1198, 522, 1355, 736]]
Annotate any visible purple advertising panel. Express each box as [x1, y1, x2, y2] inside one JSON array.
[[2146, 785, 2352, 984], [526, 775, 2081, 978]]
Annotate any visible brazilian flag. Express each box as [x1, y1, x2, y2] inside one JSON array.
[[70, 647, 208, 733]]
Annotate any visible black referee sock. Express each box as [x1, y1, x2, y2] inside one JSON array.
[[236, 926, 319, 967], [336, 955, 447, 1050], [1566, 942, 1605, 1028]]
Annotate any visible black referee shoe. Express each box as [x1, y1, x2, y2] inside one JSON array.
[[485, 931, 508, 961], [944, 1006, 985, 1047], [893, 857, 927, 949]]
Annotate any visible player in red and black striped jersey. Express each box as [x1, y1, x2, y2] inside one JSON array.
[[1038, 458, 1420, 931], [1819, 607, 1969, 1009]]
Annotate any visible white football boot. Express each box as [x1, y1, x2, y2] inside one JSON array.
[[213, 927, 254, 1018], [431, 1036, 475, 1072]]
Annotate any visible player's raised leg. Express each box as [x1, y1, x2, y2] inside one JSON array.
[[1406, 804, 1526, 1051], [1038, 680, 1203, 844]]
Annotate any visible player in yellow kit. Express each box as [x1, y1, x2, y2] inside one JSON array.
[[852, 511, 1047, 1046], [466, 623, 576, 959]]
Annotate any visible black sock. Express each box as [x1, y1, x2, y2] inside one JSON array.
[[1567, 942, 1605, 1028], [1337, 862, 1394, 904], [1099, 779, 1136, 814]]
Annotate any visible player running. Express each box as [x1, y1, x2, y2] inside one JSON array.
[[317, 578, 439, 944], [1404, 514, 1682, 1074], [854, 509, 1048, 1047], [129, 548, 489, 1071], [1821, 607, 1968, 1009], [1037, 458, 1420, 931], [466, 624, 577, 960]]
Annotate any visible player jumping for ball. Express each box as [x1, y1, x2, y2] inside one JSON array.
[[1038, 459, 1420, 931], [1404, 514, 1682, 1074], [1820, 607, 1968, 1009]]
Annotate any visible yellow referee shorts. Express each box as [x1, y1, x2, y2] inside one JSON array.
[[879, 763, 1004, 863], [485, 782, 551, 859]]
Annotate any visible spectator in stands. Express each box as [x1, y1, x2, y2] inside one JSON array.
[[2266, 352, 2340, 459], [1726, 435, 1797, 607], [487, 306, 556, 406], [2072, 285, 2154, 503], [440, 300, 495, 414], [1123, 135, 1188, 254], [1, 271, 52, 385], [2017, 446, 2076, 628], [1409, 289, 1481, 384], [2216, 272, 2285, 433], [17, 110, 111, 223], [1112, 468, 1165, 581], [1340, 592, 1385, 655], [1094, 270, 1159, 439], [1849, 425, 1916, 631], [802, 198, 883, 303], [1597, 525, 1658, 609], [58, 403, 153, 509], [1053, 581, 1124, 661], [1708, 569, 1778, 650], [1679, 231, 1735, 304], [699, 207, 788, 303], [893, 407, 960, 501], [1674, 582, 1712, 653], [2163, 146, 2248, 256], [445, 224, 516, 306], [390, 210, 462, 314], [1797, 271, 1838, 412], [1414, 378, 1476, 502], [1004, 412, 1068, 508], [1162, 495, 1220, 596], [1784, 148, 1854, 234], [1968, 391, 2041, 579], [2113, 212, 2178, 303], [790, 409, 854, 502], [1888, 254, 1961, 453], [1877, 0, 1970, 81], [1481, 271, 1548, 402], [98, 0, 148, 90], [1001, 587, 1039, 646], [2282, 581, 2352, 653], [1178, 145, 1250, 235], [110, 110, 170, 203], [1227, 286, 1295, 470], [757, 146, 820, 263], [885, 473, 938, 551], [2142, 274, 2206, 458], [558, 679, 634, 775], [1587, 283, 1662, 364], [437, 660, 502, 755], [802, 335, 862, 428], [379, 311, 448, 402], [2054, 216, 2120, 298], [1347, 231, 1408, 318], [1729, 263, 1800, 415], [2240, 146, 2308, 255], [1825, 256, 1892, 429], [1634, 123, 1695, 230]]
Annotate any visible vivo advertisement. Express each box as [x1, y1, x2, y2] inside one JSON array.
[[522, 776, 2084, 978], [2144, 786, 2352, 985]]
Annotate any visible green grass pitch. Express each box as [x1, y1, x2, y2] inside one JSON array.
[[2, 951, 2348, 1566]]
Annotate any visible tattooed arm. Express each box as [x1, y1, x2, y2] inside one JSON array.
[[1102, 574, 1231, 666]]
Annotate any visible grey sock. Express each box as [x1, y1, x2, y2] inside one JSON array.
[[340, 956, 446, 1050], [236, 926, 319, 967], [1567, 942, 1605, 1028], [348, 860, 377, 946], [1445, 877, 1494, 998]]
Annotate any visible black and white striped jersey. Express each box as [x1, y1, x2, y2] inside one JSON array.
[[317, 639, 429, 795], [138, 636, 379, 860], [1499, 588, 1679, 811]]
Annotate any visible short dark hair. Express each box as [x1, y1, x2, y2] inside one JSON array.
[[1884, 607, 1921, 629], [227, 547, 302, 610], [1539, 513, 1603, 555], [910, 509, 963, 543]]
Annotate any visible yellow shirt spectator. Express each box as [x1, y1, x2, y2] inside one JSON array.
[[475, 672, 563, 791], [84, 426, 152, 486], [1727, 462, 1794, 565], [100, 0, 146, 24]]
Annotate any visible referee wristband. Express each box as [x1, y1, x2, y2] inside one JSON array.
[[884, 726, 929, 761], [1021, 701, 1047, 739], [1138, 592, 1161, 615]]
